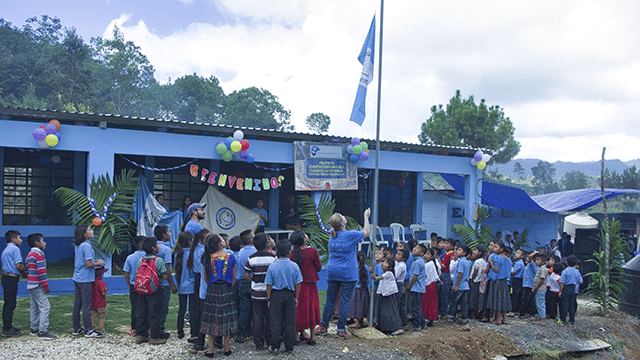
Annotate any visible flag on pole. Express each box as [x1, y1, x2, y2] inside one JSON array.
[[199, 185, 261, 237], [349, 16, 376, 126]]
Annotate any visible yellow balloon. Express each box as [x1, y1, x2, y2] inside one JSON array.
[[45, 134, 58, 147], [477, 160, 486, 170], [230, 140, 242, 152]]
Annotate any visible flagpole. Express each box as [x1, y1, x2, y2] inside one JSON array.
[[368, 0, 384, 325]]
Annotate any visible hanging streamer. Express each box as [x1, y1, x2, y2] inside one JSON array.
[[315, 204, 332, 234], [119, 154, 197, 172], [88, 193, 117, 221]]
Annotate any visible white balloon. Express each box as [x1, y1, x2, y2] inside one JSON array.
[[482, 154, 491, 163], [470, 158, 477, 166], [38, 140, 49, 148], [233, 130, 244, 141]]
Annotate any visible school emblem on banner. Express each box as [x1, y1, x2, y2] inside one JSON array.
[[216, 207, 236, 230]]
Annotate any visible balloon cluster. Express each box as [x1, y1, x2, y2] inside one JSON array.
[[470, 150, 491, 170], [216, 130, 255, 163], [346, 137, 370, 163], [31, 119, 62, 148]]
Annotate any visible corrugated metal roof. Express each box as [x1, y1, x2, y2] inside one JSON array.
[[1, 106, 489, 157]]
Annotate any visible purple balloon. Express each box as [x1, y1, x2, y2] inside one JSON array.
[[473, 150, 483, 162], [45, 123, 57, 135], [350, 154, 359, 162], [32, 128, 46, 141], [359, 151, 369, 161], [246, 153, 255, 163], [351, 137, 360, 146], [239, 150, 249, 159]]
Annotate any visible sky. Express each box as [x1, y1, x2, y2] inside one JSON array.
[[3, 0, 640, 163]]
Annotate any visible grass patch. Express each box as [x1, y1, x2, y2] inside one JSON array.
[[39, 261, 125, 279]]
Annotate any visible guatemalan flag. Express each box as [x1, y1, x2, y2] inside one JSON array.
[[349, 16, 376, 126]]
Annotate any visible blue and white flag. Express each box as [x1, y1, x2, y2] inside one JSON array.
[[349, 16, 376, 126], [133, 177, 183, 249], [199, 185, 261, 237]]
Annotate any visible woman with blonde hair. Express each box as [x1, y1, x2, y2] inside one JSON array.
[[316, 208, 370, 339]]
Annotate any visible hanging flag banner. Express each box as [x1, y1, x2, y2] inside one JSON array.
[[294, 141, 358, 191], [349, 15, 376, 126], [189, 164, 284, 191], [132, 178, 182, 249], [199, 185, 261, 237]]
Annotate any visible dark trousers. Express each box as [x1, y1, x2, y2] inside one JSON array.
[[511, 278, 523, 313], [236, 279, 252, 336], [191, 274, 203, 339], [136, 290, 160, 339], [546, 291, 560, 319], [448, 290, 469, 320], [396, 281, 408, 325], [158, 285, 171, 332], [269, 290, 296, 351], [252, 300, 271, 348], [410, 292, 425, 327], [72, 281, 94, 332], [439, 273, 452, 316], [178, 293, 196, 336], [519, 287, 536, 316], [560, 285, 576, 323], [128, 285, 139, 330], [1, 275, 18, 331]]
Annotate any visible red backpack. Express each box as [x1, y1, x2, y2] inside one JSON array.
[[134, 257, 160, 295]]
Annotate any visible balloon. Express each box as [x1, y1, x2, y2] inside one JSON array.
[[32, 128, 46, 141], [45, 124, 57, 134], [239, 150, 249, 160], [350, 154, 359, 162], [233, 130, 244, 141], [240, 139, 250, 151], [352, 145, 362, 155], [477, 160, 486, 170], [482, 154, 491, 163], [48, 119, 61, 131], [40, 156, 51, 165], [470, 158, 477, 166], [92, 217, 102, 226], [38, 140, 48, 148], [51, 155, 61, 163], [54, 131, 61, 141], [45, 134, 58, 147], [473, 150, 484, 162], [224, 137, 234, 148], [351, 137, 360, 146], [230, 140, 242, 152], [360, 141, 368, 151], [216, 143, 228, 154], [346, 145, 354, 154], [246, 153, 255, 163], [397, 178, 406, 186], [359, 151, 369, 161], [222, 150, 233, 162]]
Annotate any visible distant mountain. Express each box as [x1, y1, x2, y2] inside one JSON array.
[[491, 158, 638, 180]]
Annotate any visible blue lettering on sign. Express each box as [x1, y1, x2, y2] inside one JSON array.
[[306, 159, 347, 179]]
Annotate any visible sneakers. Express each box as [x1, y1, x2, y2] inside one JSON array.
[[269, 346, 279, 354], [2, 327, 22, 337], [127, 328, 136, 337], [72, 329, 85, 336], [235, 333, 246, 343], [38, 331, 57, 340], [149, 337, 167, 345], [407, 325, 422, 332], [136, 335, 150, 344], [160, 332, 171, 339], [30, 328, 39, 336], [85, 330, 103, 338]]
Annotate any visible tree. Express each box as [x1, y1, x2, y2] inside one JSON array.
[[305, 112, 331, 133], [223, 87, 293, 131], [531, 160, 556, 186], [419, 90, 520, 163], [172, 74, 225, 123], [513, 161, 525, 180], [92, 26, 157, 115], [562, 170, 588, 190]]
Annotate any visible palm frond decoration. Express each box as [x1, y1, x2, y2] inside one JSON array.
[[54, 169, 139, 257], [298, 193, 360, 265], [451, 205, 493, 250]]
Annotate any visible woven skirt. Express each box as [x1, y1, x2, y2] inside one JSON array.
[[469, 281, 484, 311], [486, 279, 512, 312], [296, 282, 321, 332], [348, 286, 369, 320], [200, 281, 238, 336], [378, 294, 402, 333]]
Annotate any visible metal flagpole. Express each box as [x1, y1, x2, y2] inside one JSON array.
[[368, 0, 384, 324]]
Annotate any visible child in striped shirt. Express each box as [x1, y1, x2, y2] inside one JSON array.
[[25, 233, 57, 339]]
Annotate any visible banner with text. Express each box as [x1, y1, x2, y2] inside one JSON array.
[[294, 141, 358, 191]]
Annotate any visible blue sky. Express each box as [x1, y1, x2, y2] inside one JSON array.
[[3, 0, 640, 163]]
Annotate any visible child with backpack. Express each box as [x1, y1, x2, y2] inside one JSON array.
[[134, 237, 169, 345]]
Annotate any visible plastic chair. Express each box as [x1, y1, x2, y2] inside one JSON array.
[[358, 231, 372, 256], [410, 224, 428, 245], [389, 223, 405, 248]]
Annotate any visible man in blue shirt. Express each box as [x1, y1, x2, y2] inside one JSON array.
[[154, 225, 177, 339], [265, 240, 303, 354], [448, 245, 471, 324], [234, 229, 256, 343], [251, 198, 268, 233], [184, 203, 206, 234], [2, 230, 26, 336]]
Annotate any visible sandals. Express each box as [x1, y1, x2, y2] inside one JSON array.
[[337, 331, 352, 339], [307, 340, 316, 345], [315, 325, 328, 335], [204, 352, 214, 358], [491, 320, 502, 325], [479, 318, 490, 323], [348, 323, 362, 329]]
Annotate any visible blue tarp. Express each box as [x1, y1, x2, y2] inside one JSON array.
[[440, 173, 640, 213]]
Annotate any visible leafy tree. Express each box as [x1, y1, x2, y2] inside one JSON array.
[[92, 26, 157, 115], [223, 87, 293, 131], [172, 74, 226, 123], [621, 165, 640, 189], [531, 160, 556, 185], [562, 170, 588, 190], [513, 161, 525, 180], [418, 90, 520, 163], [50, 27, 96, 108], [305, 112, 331, 134]]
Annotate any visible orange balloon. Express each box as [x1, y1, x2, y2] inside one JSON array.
[[49, 119, 61, 131], [92, 217, 102, 226]]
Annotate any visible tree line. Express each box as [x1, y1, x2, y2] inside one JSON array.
[[0, 15, 335, 132]]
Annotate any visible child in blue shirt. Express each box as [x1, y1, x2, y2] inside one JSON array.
[[448, 245, 471, 324], [123, 236, 146, 336], [559, 255, 583, 324], [265, 240, 303, 354], [519, 250, 540, 318], [2, 230, 26, 337], [406, 244, 427, 331], [510, 249, 526, 315]]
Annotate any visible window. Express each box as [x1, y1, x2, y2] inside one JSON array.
[[333, 171, 367, 223], [376, 170, 415, 226], [3, 148, 79, 225]]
